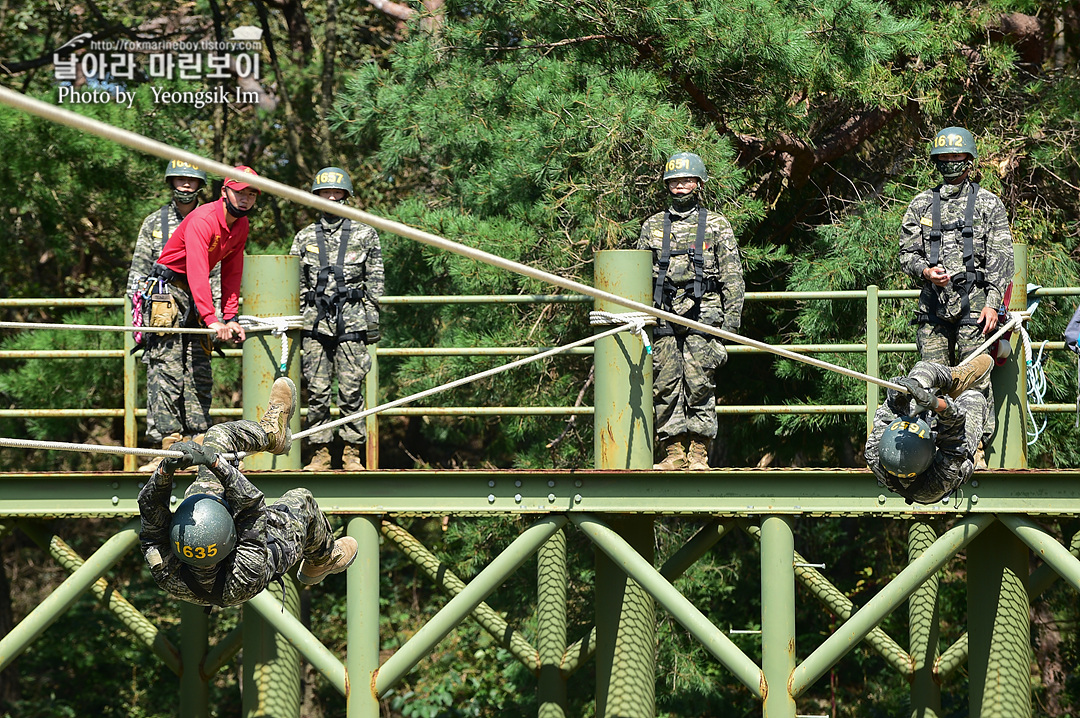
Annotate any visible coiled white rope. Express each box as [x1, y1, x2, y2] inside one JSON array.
[[1025, 338, 1049, 445], [589, 311, 656, 354], [238, 314, 303, 371]]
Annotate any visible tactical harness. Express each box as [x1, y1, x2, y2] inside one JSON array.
[[177, 526, 288, 611], [652, 207, 723, 338], [915, 183, 986, 327], [302, 220, 370, 344]]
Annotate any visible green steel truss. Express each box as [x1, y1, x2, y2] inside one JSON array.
[[3, 471, 1080, 717]]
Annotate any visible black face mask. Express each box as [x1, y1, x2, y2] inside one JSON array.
[[321, 198, 348, 222], [173, 188, 200, 205], [669, 190, 698, 212], [223, 193, 252, 218], [933, 158, 972, 182]]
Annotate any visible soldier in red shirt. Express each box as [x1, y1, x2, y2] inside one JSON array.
[[138, 166, 261, 464]]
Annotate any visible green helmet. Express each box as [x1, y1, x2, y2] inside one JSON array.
[[662, 152, 708, 183], [169, 494, 236, 567], [879, 417, 935, 483], [929, 127, 977, 159], [164, 159, 207, 184], [311, 166, 353, 198]]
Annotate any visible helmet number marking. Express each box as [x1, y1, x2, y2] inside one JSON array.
[[317, 172, 345, 184], [176, 541, 219, 560], [933, 134, 966, 149]]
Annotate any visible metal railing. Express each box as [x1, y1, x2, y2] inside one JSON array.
[[1, 287, 1078, 470]]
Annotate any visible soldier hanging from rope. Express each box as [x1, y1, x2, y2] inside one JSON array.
[[637, 152, 745, 471], [138, 378, 358, 608], [290, 167, 384, 471], [899, 127, 1015, 467]]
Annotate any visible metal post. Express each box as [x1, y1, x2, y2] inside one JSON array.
[[349, 516, 381, 717], [592, 250, 655, 718], [987, 242, 1027, 469], [966, 521, 1031, 718], [866, 285, 880, 438], [761, 516, 796, 718], [179, 603, 210, 718], [242, 577, 302, 718], [241, 254, 302, 470], [537, 528, 568, 718], [908, 521, 941, 718], [123, 296, 138, 471], [365, 344, 379, 469]]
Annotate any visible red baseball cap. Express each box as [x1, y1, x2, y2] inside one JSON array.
[[223, 166, 260, 193]]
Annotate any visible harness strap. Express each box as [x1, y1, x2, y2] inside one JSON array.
[[309, 221, 363, 343], [653, 208, 709, 311], [160, 205, 171, 248], [921, 183, 985, 325], [178, 555, 233, 611]]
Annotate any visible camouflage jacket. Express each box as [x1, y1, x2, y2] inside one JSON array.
[[899, 181, 1014, 322], [290, 217, 384, 338], [138, 460, 293, 608], [864, 361, 986, 504], [126, 201, 220, 304], [636, 203, 744, 333]]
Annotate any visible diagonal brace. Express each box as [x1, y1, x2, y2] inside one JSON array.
[[791, 514, 994, 698], [0, 519, 140, 672], [374, 514, 568, 696], [999, 514, 1080, 593], [247, 589, 348, 696], [570, 513, 764, 699], [381, 520, 540, 673]]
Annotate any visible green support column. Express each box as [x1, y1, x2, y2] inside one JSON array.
[[365, 344, 380, 469], [967, 521, 1031, 718], [180, 602, 210, 718], [537, 528, 568, 718], [593, 250, 655, 718], [908, 521, 941, 718], [760, 516, 796, 718], [348, 516, 381, 717], [866, 285, 880, 438], [243, 577, 302, 718], [987, 243, 1027, 469], [124, 296, 138, 471], [241, 254, 302, 470]]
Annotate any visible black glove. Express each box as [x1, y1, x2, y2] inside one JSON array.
[[162, 441, 219, 473], [896, 377, 936, 415]]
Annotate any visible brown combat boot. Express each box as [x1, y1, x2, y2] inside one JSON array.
[[974, 440, 988, 470], [686, 436, 711, 471], [297, 537, 359, 585], [655, 436, 688, 470], [303, 445, 332, 472], [258, 378, 296, 455], [949, 354, 994, 398], [342, 444, 366, 471], [137, 432, 183, 472]]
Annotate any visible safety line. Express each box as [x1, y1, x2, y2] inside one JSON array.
[[0, 84, 907, 394], [0, 317, 303, 335]]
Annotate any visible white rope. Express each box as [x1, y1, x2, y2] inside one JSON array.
[[589, 311, 656, 354], [0, 436, 248, 462], [238, 314, 303, 371], [0, 320, 215, 335], [1025, 339, 1048, 445], [293, 321, 638, 440]]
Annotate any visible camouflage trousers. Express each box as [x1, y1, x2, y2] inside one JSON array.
[[916, 320, 995, 440], [653, 333, 728, 441], [302, 336, 371, 445], [187, 420, 336, 566], [144, 280, 213, 443]]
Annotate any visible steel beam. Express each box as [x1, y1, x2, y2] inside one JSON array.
[[537, 528, 568, 718], [908, 521, 942, 718], [8, 469, 1080, 518], [760, 516, 796, 718]]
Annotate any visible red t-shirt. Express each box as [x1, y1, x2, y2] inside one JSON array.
[[156, 199, 248, 326]]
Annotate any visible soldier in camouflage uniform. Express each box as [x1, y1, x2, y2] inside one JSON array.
[[637, 152, 744, 470], [865, 356, 993, 504], [128, 160, 220, 471], [290, 167, 384, 471], [899, 127, 1014, 453], [138, 378, 358, 608]]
